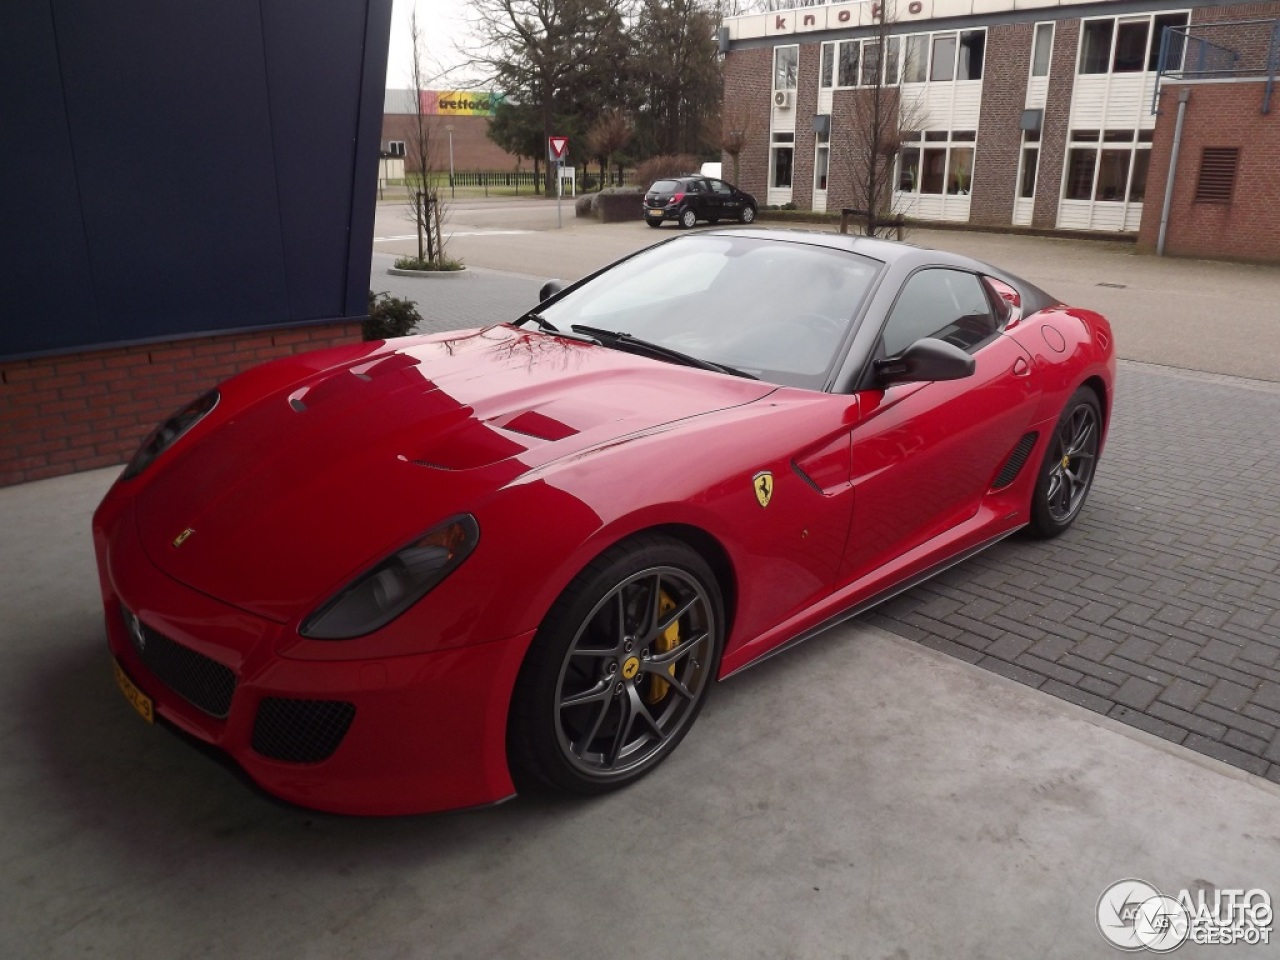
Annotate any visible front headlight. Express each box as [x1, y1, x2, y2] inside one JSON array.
[[300, 515, 480, 640], [121, 389, 219, 480]]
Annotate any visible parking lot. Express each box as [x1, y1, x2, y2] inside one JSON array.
[[2, 203, 1279, 958]]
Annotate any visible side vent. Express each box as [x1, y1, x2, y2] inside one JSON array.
[[991, 432, 1039, 490]]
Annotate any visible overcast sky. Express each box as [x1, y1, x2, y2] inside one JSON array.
[[385, 0, 484, 90]]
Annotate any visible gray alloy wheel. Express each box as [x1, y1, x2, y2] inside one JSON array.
[[1028, 387, 1101, 538], [508, 536, 724, 795], [679, 206, 698, 229], [740, 204, 756, 224]]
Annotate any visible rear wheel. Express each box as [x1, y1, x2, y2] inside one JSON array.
[[646, 219, 663, 228], [1028, 387, 1101, 538], [508, 535, 724, 795], [678, 207, 698, 229], [740, 205, 756, 225]]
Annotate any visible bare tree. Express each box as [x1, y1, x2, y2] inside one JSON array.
[[720, 96, 758, 185], [584, 109, 633, 187], [404, 13, 450, 267], [832, 0, 923, 237]]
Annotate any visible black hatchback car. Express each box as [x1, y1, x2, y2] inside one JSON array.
[[643, 176, 758, 229]]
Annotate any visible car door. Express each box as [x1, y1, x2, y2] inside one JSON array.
[[837, 268, 1042, 583], [708, 179, 735, 219]]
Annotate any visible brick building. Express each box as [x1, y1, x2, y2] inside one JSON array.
[[381, 88, 520, 172], [721, 0, 1280, 261]]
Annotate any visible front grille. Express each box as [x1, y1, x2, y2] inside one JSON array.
[[251, 698, 356, 764], [992, 431, 1040, 490], [120, 605, 237, 718]]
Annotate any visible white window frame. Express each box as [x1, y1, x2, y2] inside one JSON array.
[[1030, 22, 1055, 79], [774, 45, 799, 91], [1061, 129, 1154, 204], [1076, 11, 1190, 77]]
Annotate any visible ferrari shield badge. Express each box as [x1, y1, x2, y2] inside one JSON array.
[[172, 527, 195, 548], [753, 471, 774, 508]]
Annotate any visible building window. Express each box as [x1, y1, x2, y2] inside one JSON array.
[[814, 127, 830, 193], [897, 131, 977, 196], [931, 34, 957, 81], [386, 141, 406, 157], [1078, 13, 1188, 75], [958, 31, 985, 80], [774, 45, 798, 91], [1194, 148, 1240, 203], [1019, 148, 1039, 198], [1031, 22, 1054, 77], [771, 132, 794, 189], [903, 35, 928, 83], [1150, 13, 1189, 71], [832, 30, 984, 89], [1064, 130, 1152, 202]]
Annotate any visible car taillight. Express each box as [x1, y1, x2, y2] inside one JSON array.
[[668, 192, 684, 205]]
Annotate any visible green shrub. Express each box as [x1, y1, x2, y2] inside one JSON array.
[[364, 290, 422, 341]]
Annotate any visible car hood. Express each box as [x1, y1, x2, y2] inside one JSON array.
[[134, 325, 775, 622]]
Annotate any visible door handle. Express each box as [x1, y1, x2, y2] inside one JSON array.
[[1012, 357, 1030, 377]]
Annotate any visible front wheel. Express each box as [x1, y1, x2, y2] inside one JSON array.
[[507, 535, 724, 795], [678, 207, 698, 229], [739, 205, 756, 225], [1028, 387, 1102, 538]]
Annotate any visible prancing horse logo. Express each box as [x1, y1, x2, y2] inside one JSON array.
[[753, 471, 774, 508], [172, 527, 195, 548]]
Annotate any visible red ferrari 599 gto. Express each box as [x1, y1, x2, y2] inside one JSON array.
[[94, 230, 1115, 814]]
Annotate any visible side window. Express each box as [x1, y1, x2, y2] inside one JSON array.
[[881, 269, 998, 357], [686, 179, 704, 194], [710, 179, 732, 196]]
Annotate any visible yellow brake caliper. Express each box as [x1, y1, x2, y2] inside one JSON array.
[[645, 590, 680, 705]]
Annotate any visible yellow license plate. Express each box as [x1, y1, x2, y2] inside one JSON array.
[[113, 659, 154, 724], [646, 209, 662, 216]]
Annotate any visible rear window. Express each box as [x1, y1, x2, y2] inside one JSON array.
[[650, 180, 682, 192]]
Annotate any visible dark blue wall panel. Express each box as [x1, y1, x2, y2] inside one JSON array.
[[0, 0, 392, 359]]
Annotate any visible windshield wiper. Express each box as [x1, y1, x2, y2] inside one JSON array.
[[514, 311, 561, 333], [570, 325, 758, 380]]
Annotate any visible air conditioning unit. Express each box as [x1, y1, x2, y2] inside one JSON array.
[[773, 90, 792, 109]]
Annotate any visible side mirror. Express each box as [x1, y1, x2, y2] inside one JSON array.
[[539, 279, 564, 302], [874, 337, 976, 386]]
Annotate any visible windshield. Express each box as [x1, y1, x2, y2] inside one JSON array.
[[535, 235, 881, 390]]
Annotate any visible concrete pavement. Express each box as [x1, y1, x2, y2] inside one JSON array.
[[2, 466, 1279, 958]]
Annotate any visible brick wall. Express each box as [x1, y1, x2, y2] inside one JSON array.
[[791, 42, 822, 211], [0, 322, 363, 487], [1032, 18, 1079, 228], [970, 23, 1034, 227], [1136, 80, 1280, 263], [381, 114, 519, 172], [721, 47, 773, 195]]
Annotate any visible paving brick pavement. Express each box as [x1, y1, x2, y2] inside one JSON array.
[[865, 362, 1280, 782], [370, 252, 1280, 783]]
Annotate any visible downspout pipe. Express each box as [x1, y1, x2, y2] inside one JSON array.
[[1157, 87, 1192, 257]]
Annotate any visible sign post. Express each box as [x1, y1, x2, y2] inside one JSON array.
[[548, 136, 569, 229]]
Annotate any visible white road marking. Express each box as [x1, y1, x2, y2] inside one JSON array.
[[374, 230, 534, 241]]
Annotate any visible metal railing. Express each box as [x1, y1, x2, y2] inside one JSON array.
[[1153, 19, 1280, 115]]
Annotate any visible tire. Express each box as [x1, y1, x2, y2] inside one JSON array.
[[678, 207, 698, 229], [740, 204, 756, 224], [646, 219, 664, 229], [507, 535, 725, 796], [1027, 387, 1102, 538]]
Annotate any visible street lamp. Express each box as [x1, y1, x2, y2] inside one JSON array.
[[446, 124, 455, 199]]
